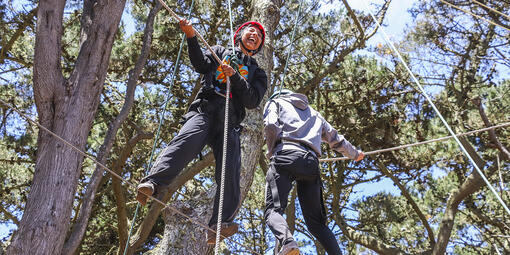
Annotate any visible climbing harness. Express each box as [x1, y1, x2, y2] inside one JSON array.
[[360, 0, 510, 216]]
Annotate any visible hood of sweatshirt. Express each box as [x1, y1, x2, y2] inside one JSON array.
[[279, 92, 309, 110]]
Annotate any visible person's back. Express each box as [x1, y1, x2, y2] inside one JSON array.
[[264, 90, 360, 160], [263, 89, 363, 255]]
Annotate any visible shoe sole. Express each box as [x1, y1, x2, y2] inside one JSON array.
[[286, 249, 300, 255], [280, 248, 299, 255], [206, 224, 239, 245], [136, 186, 153, 206]]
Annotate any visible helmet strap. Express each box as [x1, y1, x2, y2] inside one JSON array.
[[240, 40, 258, 55]]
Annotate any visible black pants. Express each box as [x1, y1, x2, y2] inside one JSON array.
[[141, 103, 242, 226], [265, 150, 342, 255]]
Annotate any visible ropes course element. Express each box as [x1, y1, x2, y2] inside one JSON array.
[[439, 0, 510, 32], [0, 99, 263, 255], [320, 121, 510, 162], [471, 0, 510, 21], [122, 1, 195, 254], [360, 0, 510, 216], [275, 0, 305, 97], [214, 0, 236, 252]]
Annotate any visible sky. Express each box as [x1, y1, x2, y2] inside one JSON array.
[[2, 0, 423, 251]]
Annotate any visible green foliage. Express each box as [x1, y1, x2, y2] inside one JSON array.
[[1, 0, 509, 254]]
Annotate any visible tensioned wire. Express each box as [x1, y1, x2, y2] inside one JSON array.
[[319, 121, 510, 162], [471, 0, 510, 21], [213, 0, 236, 252], [123, 1, 196, 254], [275, 0, 305, 99], [360, 0, 510, 216]]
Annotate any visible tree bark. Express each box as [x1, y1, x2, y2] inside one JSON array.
[[6, 0, 126, 254], [62, 3, 161, 254]]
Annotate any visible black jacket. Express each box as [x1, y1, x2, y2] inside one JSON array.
[[186, 36, 267, 125]]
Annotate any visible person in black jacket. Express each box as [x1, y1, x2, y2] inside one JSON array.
[[136, 20, 267, 244]]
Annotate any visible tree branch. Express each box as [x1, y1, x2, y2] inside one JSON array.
[[472, 97, 510, 161], [125, 152, 214, 254], [432, 137, 486, 255], [378, 163, 436, 248], [0, 7, 37, 64], [0, 204, 20, 225]]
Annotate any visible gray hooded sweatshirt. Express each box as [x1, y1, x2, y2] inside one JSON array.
[[263, 92, 360, 160]]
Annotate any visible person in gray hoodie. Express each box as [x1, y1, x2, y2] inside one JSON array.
[[263, 89, 364, 255]]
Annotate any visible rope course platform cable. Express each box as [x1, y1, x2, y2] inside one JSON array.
[[471, 0, 510, 21], [320, 121, 510, 162], [0, 98, 263, 255], [360, 0, 510, 216]]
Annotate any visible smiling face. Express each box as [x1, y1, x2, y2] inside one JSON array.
[[240, 26, 263, 52]]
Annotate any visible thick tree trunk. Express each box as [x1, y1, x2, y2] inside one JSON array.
[[6, 0, 126, 254], [150, 0, 281, 253], [62, 3, 160, 254]]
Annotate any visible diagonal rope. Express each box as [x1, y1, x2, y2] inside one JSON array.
[[276, 0, 305, 98], [471, 0, 510, 21], [154, 0, 223, 64], [360, 0, 510, 216], [439, 0, 510, 32], [214, 0, 236, 253], [0, 99, 263, 255], [320, 121, 510, 162], [123, 1, 195, 254]]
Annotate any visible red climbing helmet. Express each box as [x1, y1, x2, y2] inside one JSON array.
[[233, 21, 266, 54]]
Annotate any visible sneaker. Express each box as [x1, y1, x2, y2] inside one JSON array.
[[278, 240, 300, 255], [206, 222, 239, 245], [136, 182, 154, 206]]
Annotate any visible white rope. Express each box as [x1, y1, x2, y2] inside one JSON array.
[[320, 121, 510, 162], [214, 76, 232, 254], [213, 0, 237, 252], [360, 0, 510, 216], [0, 98, 262, 255]]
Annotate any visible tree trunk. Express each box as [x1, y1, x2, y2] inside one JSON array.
[[150, 0, 281, 252], [62, 3, 161, 254], [6, 0, 126, 254]]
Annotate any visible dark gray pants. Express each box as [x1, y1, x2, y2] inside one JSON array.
[[265, 150, 342, 255], [141, 108, 241, 226]]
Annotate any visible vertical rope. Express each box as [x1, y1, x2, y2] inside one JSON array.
[[214, 0, 236, 253], [276, 0, 305, 98], [360, 0, 510, 216], [123, 1, 195, 254]]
